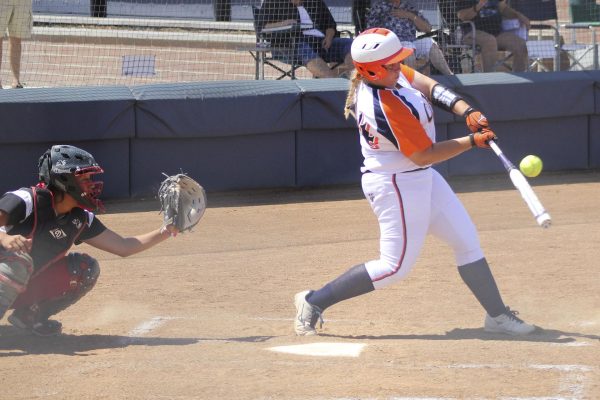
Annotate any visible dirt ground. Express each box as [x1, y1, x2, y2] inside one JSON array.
[[1, 170, 598, 400]]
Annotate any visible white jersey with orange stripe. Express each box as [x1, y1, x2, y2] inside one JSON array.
[[354, 66, 436, 174]]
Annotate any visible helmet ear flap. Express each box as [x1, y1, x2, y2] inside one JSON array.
[[353, 61, 388, 82], [38, 149, 52, 186]]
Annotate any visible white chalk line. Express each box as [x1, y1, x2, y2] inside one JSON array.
[[448, 364, 591, 372], [268, 357, 594, 399], [388, 398, 454, 400], [447, 364, 593, 399], [323, 396, 562, 400], [252, 316, 369, 323], [128, 316, 177, 336], [500, 397, 579, 400], [551, 341, 592, 347], [114, 315, 597, 400], [530, 364, 592, 372], [119, 316, 178, 345], [325, 397, 579, 400], [530, 365, 591, 400], [441, 364, 593, 400], [254, 317, 595, 348], [309, 397, 454, 400], [252, 317, 600, 331], [119, 316, 595, 398]]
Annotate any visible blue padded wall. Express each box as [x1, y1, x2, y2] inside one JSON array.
[[131, 81, 302, 138], [130, 133, 296, 196], [0, 73, 598, 200], [0, 86, 135, 143], [0, 140, 130, 199]]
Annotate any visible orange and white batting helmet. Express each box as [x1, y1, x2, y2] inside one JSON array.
[[351, 28, 414, 82]]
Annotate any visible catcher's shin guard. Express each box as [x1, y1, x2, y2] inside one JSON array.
[[0, 251, 33, 319], [11, 253, 100, 323]]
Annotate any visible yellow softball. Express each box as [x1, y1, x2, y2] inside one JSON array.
[[519, 155, 543, 178]]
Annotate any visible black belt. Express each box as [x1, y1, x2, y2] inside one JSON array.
[[403, 167, 430, 173], [363, 166, 430, 174]]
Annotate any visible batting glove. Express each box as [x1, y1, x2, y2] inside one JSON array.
[[469, 129, 497, 149], [464, 107, 489, 133]]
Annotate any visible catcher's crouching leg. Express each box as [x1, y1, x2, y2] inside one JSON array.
[[0, 250, 33, 320], [9, 253, 100, 337]]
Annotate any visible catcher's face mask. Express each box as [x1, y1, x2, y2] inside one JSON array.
[[73, 168, 105, 212]]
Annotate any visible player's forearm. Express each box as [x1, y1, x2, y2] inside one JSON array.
[[85, 228, 172, 258], [452, 99, 473, 118], [122, 229, 173, 256], [409, 137, 472, 166]]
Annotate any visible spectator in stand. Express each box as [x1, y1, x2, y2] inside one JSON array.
[[352, 0, 371, 35], [0, 0, 32, 88], [90, 0, 107, 17], [367, 0, 454, 75], [258, 0, 355, 78], [213, 0, 232, 22], [454, 0, 530, 72]]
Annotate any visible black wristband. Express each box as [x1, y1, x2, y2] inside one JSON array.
[[462, 107, 475, 118], [468, 133, 476, 147]]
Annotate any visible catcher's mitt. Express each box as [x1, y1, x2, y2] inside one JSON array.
[[158, 173, 207, 233]]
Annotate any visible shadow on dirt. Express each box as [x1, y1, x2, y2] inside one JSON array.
[[101, 170, 599, 213], [0, 327, 275, 356], [321, 326, 600, 343]]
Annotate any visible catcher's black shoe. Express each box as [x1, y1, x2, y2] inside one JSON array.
[[8, 308, 63, 337]]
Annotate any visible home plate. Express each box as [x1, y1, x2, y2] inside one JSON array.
[[268, 342, 366, 357]]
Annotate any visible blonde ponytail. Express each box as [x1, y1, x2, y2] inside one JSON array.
[[344, 70, 362, 120]]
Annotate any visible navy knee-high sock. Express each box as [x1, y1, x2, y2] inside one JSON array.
[[458, 258, 506, 317], [306, 263, 374, 311]]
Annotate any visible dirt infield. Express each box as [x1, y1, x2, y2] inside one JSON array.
[[1, 171, 599, 399]]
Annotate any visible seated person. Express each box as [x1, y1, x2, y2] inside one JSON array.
[[352, 0, 371, 35], [258, 0, 354, 78], [569, 0, 600, 22], [367, 0, 454, 75], [453, 0, 530, 72]]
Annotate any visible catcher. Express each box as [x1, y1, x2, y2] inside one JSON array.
[[0, 144, 205, 337]]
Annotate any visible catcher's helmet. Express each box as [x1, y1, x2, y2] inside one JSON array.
[[38, 145, 104, 212], [351, 28, 414, 82]]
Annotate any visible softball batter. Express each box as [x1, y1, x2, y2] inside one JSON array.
[[294, 28, 536, 336], [0, 145, 179, 336]]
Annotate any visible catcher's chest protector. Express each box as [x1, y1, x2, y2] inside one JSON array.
[[9, 188, 87, 273]]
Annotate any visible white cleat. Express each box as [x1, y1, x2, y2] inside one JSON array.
[[484, 307, 536, 336], [294, 290, 323, 336]]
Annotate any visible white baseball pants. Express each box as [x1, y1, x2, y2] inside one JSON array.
[[361, 168, 485, 290]]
